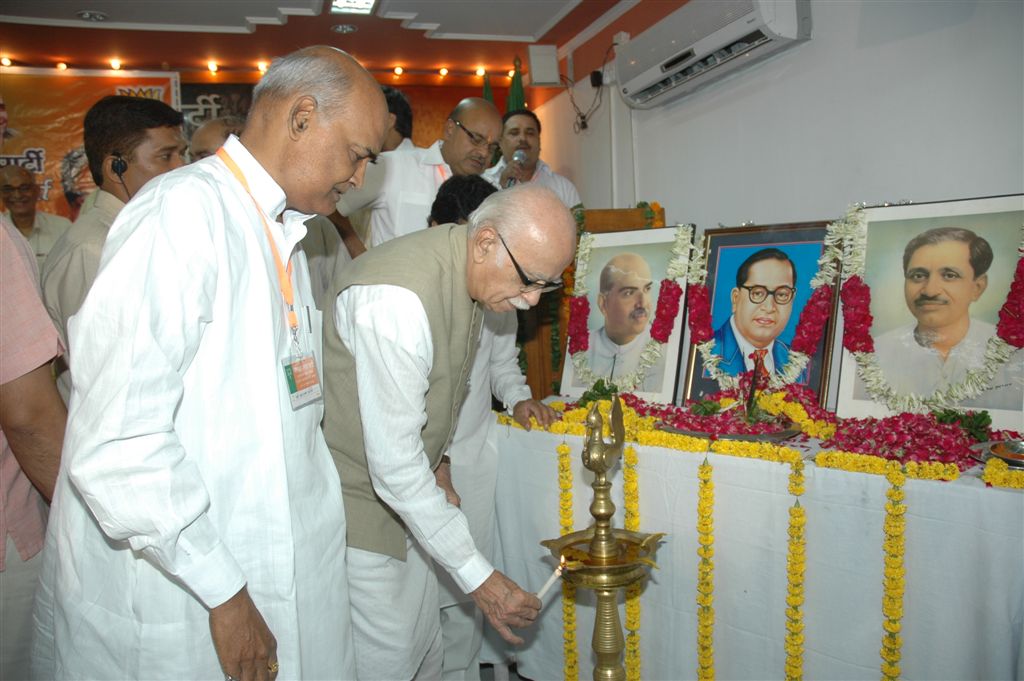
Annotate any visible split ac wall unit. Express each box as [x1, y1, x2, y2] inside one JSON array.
[[615, 0, 811, 109]]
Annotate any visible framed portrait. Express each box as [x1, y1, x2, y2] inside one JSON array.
[[679, 222, 840, 405], [560, 226, 691, 404], [835, 195, 1023, 429]]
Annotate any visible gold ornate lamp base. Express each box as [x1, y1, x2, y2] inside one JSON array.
[[541, 395, 664, 681]]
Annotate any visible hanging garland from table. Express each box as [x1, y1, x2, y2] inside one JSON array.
[[695, 457, 715, 681], [835, 208, 1024, 412], [686, 222, 844, 391], [567, 225, 693, 392]]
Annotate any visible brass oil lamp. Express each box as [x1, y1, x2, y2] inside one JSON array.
[[541, 394, 665, 681]]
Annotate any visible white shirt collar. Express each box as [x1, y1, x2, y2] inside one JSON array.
[[729, 315, 776, 372]]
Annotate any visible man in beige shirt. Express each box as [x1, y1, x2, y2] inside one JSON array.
[[41, 95, 186, 401], [1, 165, 71, 271]]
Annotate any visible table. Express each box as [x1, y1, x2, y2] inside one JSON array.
[[491, 426, 1024, 680]]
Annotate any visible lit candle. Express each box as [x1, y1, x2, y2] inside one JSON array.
[[536, 556, 566, 599]]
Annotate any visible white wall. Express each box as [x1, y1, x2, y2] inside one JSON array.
[[537, 0, 1024, 226]]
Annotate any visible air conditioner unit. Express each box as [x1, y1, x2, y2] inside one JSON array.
[[616, 0, 811, 109]]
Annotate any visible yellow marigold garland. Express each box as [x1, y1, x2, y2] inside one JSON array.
[[623, 445, 641, 681], [815, 451, 959, 481], [880, 464, 906, 681], [757, 391, 837, 440], [784, 460, 806, 680], [696, 458, 715, 680], [982, 458, 1024, 489], [557, 441, 579, 681]]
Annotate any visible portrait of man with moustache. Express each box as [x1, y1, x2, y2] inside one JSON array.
[[870, 226, 1022, 411]]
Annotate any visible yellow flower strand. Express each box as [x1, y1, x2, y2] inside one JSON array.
[[815, 451, 959, 481], [711, 440, 802, 465], [557, 441, 578, 681], [880, 464, 906, 681], [696, 458, 715, 680], [982, 458, 1024, 489], [784, 459, 806, 680], [623, 445, 641, 681], [757, 391, 837, 440]]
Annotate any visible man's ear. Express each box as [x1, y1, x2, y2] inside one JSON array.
[[972, 273, 988, 300], [471, 225, 497, 263], [730, 287, 740, 314], [288, 96, 317, 139], [387, 112, 397, 131], [597, 292, 607, 316]]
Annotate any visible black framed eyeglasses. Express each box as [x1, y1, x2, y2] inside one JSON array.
[[740, 284, 795, 305], [451, 118, 500, 156], [497, 232, 563, 293]]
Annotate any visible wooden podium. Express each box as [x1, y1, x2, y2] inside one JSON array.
[[519, 206, 667, 398]]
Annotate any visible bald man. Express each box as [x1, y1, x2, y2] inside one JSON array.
[[31, 46, 386, 681], [189, 115, 247, 161], [583, 252, 666, 391], [336, 96, 502, 248], [0, 165, 71, 271], [322, 184, 574, 679]]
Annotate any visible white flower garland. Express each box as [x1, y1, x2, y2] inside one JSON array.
[[690, 224, 845, 390], [841, 210, 1024, 412], [570, 224, 693, 392]]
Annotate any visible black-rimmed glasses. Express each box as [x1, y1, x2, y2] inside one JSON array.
[[740, 284, 795, 305], [451, 119, 500, 155], [497, 233, 563, 293]]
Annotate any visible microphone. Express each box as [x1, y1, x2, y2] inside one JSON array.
[[505, 149, 527, 188]]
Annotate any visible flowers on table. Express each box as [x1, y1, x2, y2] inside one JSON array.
[[981, 458, 1024, 489], [822, 412, 980, 471]]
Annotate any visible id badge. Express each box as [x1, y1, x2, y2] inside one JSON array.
[[283, 351, 323, 410]]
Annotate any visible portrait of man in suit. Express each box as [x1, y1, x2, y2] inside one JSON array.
[[712, 247, 798, 377]]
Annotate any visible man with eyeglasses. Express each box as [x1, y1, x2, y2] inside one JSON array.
[[713, 247, 799, 378], [321, 183, 575, 680], [0, 165, 71, 272], [334, 97, 502, 248]]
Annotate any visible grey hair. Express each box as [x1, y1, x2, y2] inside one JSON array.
[[466, 183, 535, 239], [251, 46, 352, 119]]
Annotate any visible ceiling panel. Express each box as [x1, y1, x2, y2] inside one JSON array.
[[377, 0, 579, 42]]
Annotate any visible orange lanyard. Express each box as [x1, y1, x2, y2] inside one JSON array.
[[435, 164, 449, 187], [216, 148, 299, 337]]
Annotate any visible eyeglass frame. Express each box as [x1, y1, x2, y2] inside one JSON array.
[[739, 284, 795, 305], [495, 232, 563, 293], [0, 183, 38, 196], [450, 118, 500, 156]]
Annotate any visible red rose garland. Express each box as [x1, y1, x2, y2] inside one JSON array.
[[791, 284, 833, 355], [651, 280, 683, 343], [840, 275, 875, 353], [567, 295, 590, 355], [686, 284, 714, 344], [996, 256, 1024, 348]]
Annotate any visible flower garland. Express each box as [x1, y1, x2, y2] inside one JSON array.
[[822, 411, 977, 471], [784, 459, 806, 680], [981, 458, 1024, 489], [696, 458, 715, 681], [557, 441, 579, 681], [814, 451, 960, 481], [686, 223, 846, 391], [837, 209, 1024, 412], [623, 445, 642, 681], [880, 464, 906, 681], [567, 225, 693, 392]]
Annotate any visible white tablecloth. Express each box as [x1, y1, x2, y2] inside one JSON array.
[[491, 426, 1024, 681]]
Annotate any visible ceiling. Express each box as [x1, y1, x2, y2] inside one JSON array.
[[0, 0, 621, 87]]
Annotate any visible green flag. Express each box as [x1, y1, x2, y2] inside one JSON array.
[[482, 73, 494, 103], [507, 56, 525, 112]]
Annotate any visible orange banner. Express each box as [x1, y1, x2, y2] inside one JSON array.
[[1, 67, 179, 220]]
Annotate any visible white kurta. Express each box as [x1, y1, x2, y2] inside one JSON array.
[[439, 310, 530, 608], [31, 135, 355, 681], [482, 158, 581, 208], [873, 319, 1023, 411], [582, 326, 665, 392], [336, 140, 450, 247]]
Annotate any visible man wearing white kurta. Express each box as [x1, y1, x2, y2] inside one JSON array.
[[30, 47, 388, 681], [482, 109, 581, 209], [323, 185, 576, 680], [335, 97, 501, 247], [423, 176, 558, 679]]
